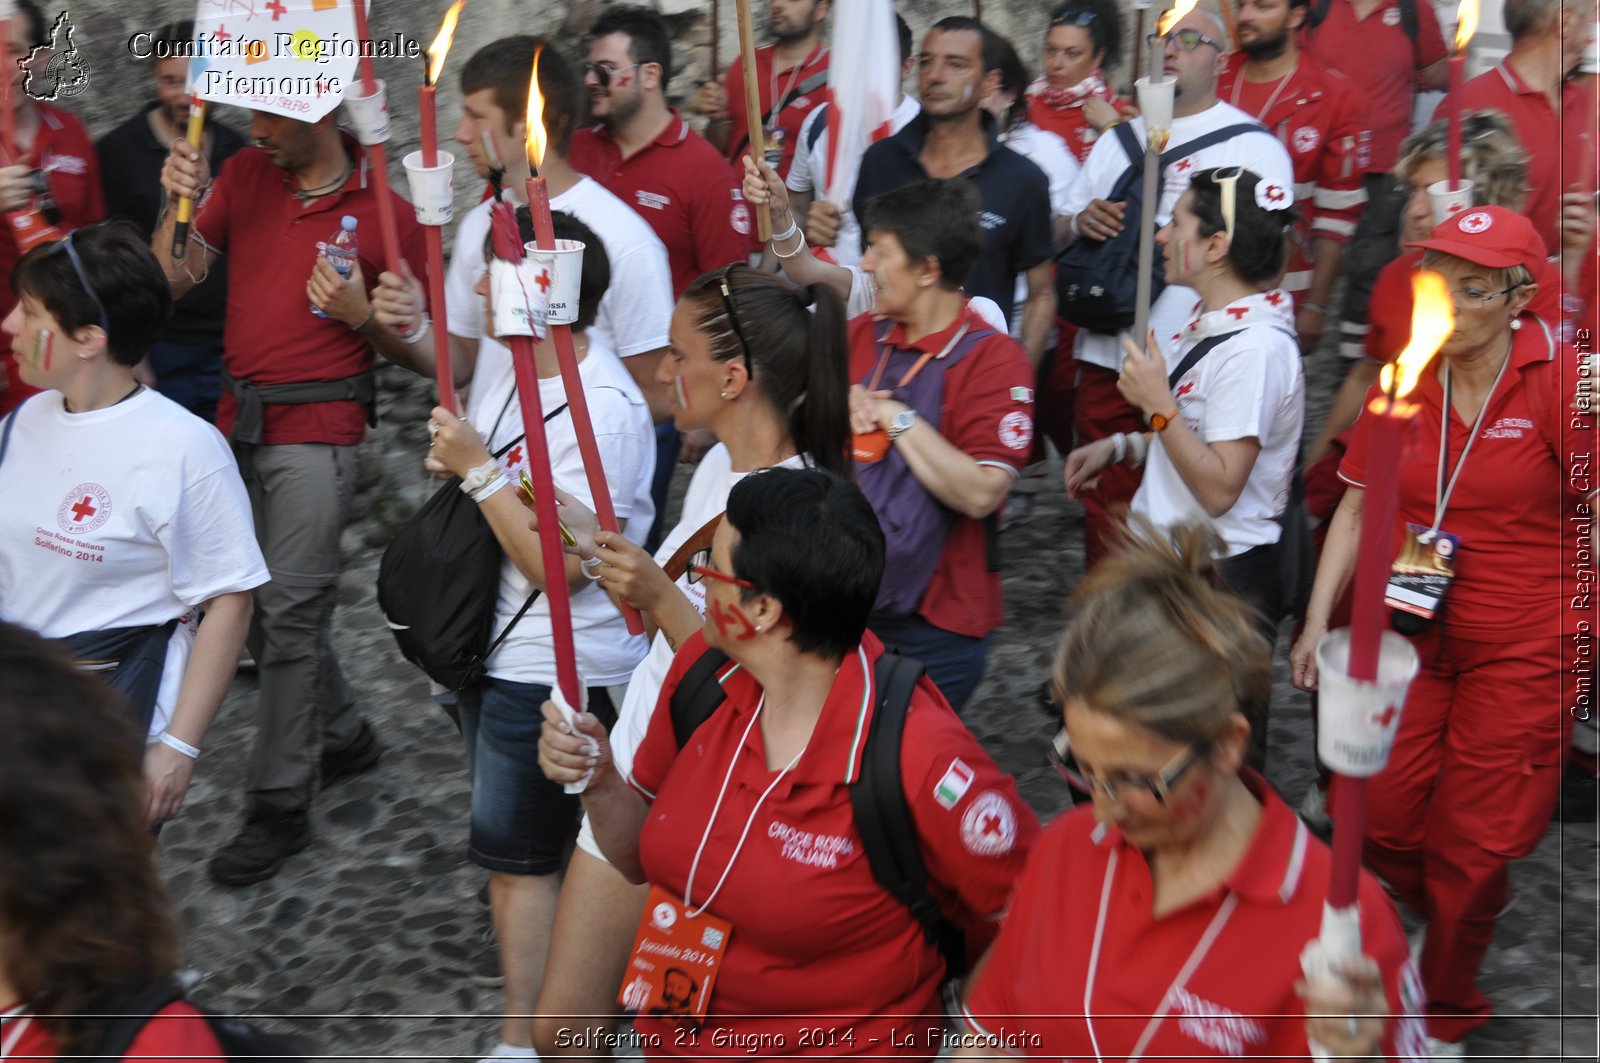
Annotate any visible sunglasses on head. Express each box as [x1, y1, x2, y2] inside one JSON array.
[[712, 264, 756, 383], [1051, 10, 1097, 27], [583, 61, 641, 89], [1147, 28, 1223, 52], [49, 231, 110, 336]]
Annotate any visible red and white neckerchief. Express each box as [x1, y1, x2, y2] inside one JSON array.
[[1175, 289, 1296, 347], [1028, 71, 1109, 111]]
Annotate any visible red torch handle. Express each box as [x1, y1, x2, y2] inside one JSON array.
[[424, 225, 456, 412], [492, 202, 583, 708], [526, 177, 646, 636], [351, 0, 403, 272]]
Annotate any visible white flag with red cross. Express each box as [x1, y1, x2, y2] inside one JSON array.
[[189, 0, 360, 122]]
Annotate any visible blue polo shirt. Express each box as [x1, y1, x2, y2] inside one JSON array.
[[852, 112, 1054, 325]]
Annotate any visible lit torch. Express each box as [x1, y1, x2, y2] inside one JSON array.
[[1130, 1, 1193, 343], [349, 0, 403, 272], [1446, 0, 1479, 188], [1300, 272, 1452, 1057], [422, 0, 467, 169]]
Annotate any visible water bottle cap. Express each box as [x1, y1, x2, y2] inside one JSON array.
[[341, 215, 358, 230]]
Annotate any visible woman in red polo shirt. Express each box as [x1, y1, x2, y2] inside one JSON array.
[[541, 468, 1036, 1059], [1291, 206, 1587, 1053], [958, 523, 1420, 1060], [0, 623, 224, 1062]]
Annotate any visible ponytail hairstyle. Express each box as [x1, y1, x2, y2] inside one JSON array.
[[683, 265, 852, 478], [1052, 521, 1271, 748], [1184, 167, 1298, 288]]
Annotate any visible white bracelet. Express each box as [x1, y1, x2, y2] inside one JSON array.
[[398, 313, 431, 345], [157, 731, 200, 759], [1128, 431, 1150, 467], [471, 474, 509, 503], [771, 214, 800, 243], [581, 555, 605, 581], [774, 228, 808, 260], [1110, 432, 1127, 464]]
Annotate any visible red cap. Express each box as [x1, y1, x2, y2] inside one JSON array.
[[1406, 205, 1548, 277]]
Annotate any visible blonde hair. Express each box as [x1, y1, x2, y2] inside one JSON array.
[[1396, 111, 1529, 214], [1052, 522, 1272, 747]]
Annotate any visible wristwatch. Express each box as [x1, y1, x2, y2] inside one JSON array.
[[1148, 409, 1180, 432], [459, 459, 502, 496], [887, 409, 917, 442]]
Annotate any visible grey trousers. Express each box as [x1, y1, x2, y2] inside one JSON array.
[[241, 442, 364, 813]]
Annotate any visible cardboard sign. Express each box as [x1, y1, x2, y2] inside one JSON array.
[[189, 0, 361, 122], [617, 884, 731, 1027]]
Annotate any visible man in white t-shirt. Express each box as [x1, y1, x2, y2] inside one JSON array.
[[1059, 7, 1293, 565], [374, 36, 674, 426], [786, 13, 920, 267]]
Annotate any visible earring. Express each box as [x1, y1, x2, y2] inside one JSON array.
[[753, 625, 761, 633], [721, 390, 733, 400]]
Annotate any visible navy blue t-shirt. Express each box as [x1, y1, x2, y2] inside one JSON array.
[[852, 112, 1054, 325]]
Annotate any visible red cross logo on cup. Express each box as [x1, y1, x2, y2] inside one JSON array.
[[1372, 705, 1398, 728]]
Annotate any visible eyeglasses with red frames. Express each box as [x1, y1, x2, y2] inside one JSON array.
[[686, 547, 754, 589]]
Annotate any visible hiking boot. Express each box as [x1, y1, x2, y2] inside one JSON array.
[[208, 808, 310, 886], [320, 719, 381, 790]]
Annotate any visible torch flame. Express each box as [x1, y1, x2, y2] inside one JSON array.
[[525, 47, 548, 172], [1158, 0, 1201, 36], [426, 0, 468, 86], [1379, 271, 1454, 400], [1453, 0, 1478, 54]]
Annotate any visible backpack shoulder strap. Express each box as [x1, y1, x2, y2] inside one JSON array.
[[1399, 0, 1422, 67], [669, 645, 735, 747], [493, 402, 569, 460], [1166, 328, 1246, 389], [850, 653, 966, 972], [1308, 0, 1335, 31], [1161, 123, 1269, 169], [805, 103, 829, 153], [83, 980, 186, 1063], [1112, 121, 1142, 168]]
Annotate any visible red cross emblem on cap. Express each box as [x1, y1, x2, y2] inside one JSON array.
[[1459, 211, 1492, 234], [1265, 185, 1285, 202]]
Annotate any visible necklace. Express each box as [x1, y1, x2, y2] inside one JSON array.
[[293, 155, 353, 204], [64, 382, 141, 415], [1230, 64, 1294, 121]]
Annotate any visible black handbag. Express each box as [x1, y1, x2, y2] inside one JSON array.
[[377, 399, 566, 690]]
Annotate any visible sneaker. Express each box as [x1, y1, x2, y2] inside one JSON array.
[[320, 719, 381, 790], [470, 924, 505, 989], [208, 808, 310, 886], [1427, 1035, 1466, 1058], [1298, 783, 1332, 832]]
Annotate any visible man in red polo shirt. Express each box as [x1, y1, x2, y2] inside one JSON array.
[[1221, 0, 1365, 354], [689, 0, 831, 181], [1303, 0, 1448, 360], [571, 5, 749, 297], [0, 0, 104, 416], [153, 108, 426, 887], [1433, 0, 1597, 256]]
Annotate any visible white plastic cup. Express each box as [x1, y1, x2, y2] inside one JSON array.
[[523, 239, 586, 326], [1134, 76, 1175, 138], [402, 150, 455, 226], [488, 257, 548, 339], [1315, 627, 1420, 777], [1427, 178, 1474, 225], [345, 79, 391, 146]]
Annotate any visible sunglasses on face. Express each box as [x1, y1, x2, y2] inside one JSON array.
[[1147, 29, 1224, 52], [584, 61, 641, 89], [686, 547, 754, 589]]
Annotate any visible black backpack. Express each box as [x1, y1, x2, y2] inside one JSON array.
[[1056, 122, 1262, 334], [376, 401, 566, 691], [669, 646, 969, 975], [85, 980, 305, 1063]]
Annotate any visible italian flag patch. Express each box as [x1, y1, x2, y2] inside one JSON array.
[[934, 758, 975, 810]]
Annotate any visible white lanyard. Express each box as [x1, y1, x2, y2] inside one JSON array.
[[1432, 344, 1511, 532], [1229, 66, 1294, 122], [1082, 848, 1240, 1063], [768, 44, 824, 128], [1, 1006, 33, 1058], [683, 694, 804, 917]]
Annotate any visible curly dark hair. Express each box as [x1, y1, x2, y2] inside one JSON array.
[[0, 621, 179, 1055]]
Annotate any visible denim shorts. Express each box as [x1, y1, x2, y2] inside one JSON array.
[[458, 677, 615, 875]]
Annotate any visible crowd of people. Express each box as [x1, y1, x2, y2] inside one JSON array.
[[0, 0, 1594, 1060]]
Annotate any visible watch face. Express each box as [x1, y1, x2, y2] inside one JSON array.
[[1150, 412, 1169, 431], [893, 411, 915, 430]]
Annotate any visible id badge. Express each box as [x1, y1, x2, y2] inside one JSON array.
[[7, 206, 62, 253], [1385, 523, 1459, 620], [851, 429, 889, 463], [617, 884, 731, 1027]]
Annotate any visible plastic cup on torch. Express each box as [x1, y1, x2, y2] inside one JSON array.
[[1131, 73, 1175, 343]]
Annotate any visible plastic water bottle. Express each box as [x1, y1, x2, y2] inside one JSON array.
[[311, 214, 359, 317]]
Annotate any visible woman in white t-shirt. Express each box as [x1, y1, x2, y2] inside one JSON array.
[[1064, 167, 1304, 760], [0, 222, 266, 826], [518, 264, 854, 1058]]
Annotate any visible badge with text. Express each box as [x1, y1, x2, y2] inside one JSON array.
[[1385, 523, 1460, 620], [851, 428, 890, 464], [618, 884, 731, 1027]]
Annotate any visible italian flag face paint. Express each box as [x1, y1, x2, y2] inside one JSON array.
[[673, 374, 691, 411]]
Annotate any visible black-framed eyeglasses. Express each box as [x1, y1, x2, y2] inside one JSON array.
[[1049, 729, 1206, 805], [51, 231, 110, 336], [685, 546, 754, 589], [583, 61, 641, 89], [1450, 281, 1525, 311], [1051, 10, 1097, 28], [1147, 29, 1223, 52], [713, 264, 755, 382]]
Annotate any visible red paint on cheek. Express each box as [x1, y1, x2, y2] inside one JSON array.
[[708, 598, 758, 640], [38, 330, 52, 372], [614, 74, 632, 88]]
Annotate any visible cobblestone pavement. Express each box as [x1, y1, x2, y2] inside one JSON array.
[[156, 348, 1599, 1062]]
